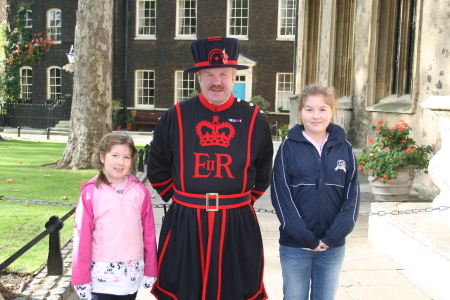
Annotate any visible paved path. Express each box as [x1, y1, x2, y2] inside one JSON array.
[[1, 131, 435, 299]]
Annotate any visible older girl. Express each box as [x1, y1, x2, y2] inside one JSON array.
[[271, 84, 360, 300]]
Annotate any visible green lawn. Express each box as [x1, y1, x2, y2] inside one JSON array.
[[0, 137, 146, 274]]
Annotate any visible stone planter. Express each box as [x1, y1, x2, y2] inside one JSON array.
[[368, 165, 416, 201]]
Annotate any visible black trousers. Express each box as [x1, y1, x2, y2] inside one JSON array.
[[92, 292, 138, 300]]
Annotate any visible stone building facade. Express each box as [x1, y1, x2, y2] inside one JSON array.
[[6, 0, 296, 125], [291, 0, 449, 197]]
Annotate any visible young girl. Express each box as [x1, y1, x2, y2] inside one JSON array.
[[271, 84, 360, 300], [72, 132, 157, 300]]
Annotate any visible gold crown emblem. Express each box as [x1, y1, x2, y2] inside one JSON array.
[[196, 116, 236, 147]]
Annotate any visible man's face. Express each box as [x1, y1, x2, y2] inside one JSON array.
[[197, 67, 236, 106]]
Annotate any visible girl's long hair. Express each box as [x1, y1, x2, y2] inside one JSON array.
[[92, 132, 138, 188]]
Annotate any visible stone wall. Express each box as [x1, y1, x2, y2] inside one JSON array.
[[291, 0, 450, 198]]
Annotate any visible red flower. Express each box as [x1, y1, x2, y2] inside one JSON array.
[[369, 169, 374, 172], [378, 178, 382, 182], [406, 149, 415, 153], [360, 160, 365, 164], [385, 147, 390, 151], [389, 126, 394, 130], [377, 120, 384, 125], [367, 138, 374, 144], [358, 166, 364, 171], [383, 174, 388, 178], [402, 140, 406, 142], [398, 127, 405, 131], [399, 119, 404, 123]]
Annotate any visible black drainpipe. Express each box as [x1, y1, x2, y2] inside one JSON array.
[[123, 0, 130, 110]]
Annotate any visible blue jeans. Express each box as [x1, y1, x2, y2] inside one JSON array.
[[280, 244, 346, 300]]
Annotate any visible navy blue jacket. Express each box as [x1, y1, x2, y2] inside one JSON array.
[[271, 123, 360, 249]]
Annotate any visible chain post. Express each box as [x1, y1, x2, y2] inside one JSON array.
[[45, 216, 63, 275], [18, 126, 21, 137]]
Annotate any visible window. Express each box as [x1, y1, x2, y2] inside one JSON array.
[[175, 71, 196, 103], [278, 0, 296, 39], [176, 0, 196, 38], [48, 9, 61, 43], [47, 67, 61, 100], [333, 0, 355, 98], [137, 0, 156, 38], [24, 10, 32, 28], [276, 73, 293, 111], [20, 67, 32, 101], [228, 0, 249, 38], [368, 0, 417, 110], [136, 71, 155, 107]]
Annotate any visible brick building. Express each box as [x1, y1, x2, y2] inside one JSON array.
[[7, 0, 296, 125]]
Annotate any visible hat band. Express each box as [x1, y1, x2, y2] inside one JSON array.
[[195, 60, 238, 67]]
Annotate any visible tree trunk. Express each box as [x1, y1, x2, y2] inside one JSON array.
[[58, 0, 113, 169]]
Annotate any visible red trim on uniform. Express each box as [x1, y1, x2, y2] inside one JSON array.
[[151, 177, 172, 187], [242, 106, 259, 193], [175, 103, 185, 192], [249, 203, 258, 221], [195, 60, 238, 67], [251, 189, 265, 196], [197, 209, 206, 277], [172, 196, 251, 210], [151, 230, 179, 300], [175, 188, 250, 199], [217, 211, 226, 300], [250, 194, 257, 203], [202, 212, 216, 300], [159, 182, 174, 197], [208, 36, 222, 41], [247, 248, 268, 300], [199, 92, 235, 112]]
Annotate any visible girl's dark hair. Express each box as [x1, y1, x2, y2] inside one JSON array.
[[92, 132, 138, 188], [298, 84, 337, 111]]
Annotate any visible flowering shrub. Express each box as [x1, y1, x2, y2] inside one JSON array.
[[0, 3, 53, 102], [357, 120, 434, 184]]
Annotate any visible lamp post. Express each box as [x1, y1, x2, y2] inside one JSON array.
[[63, 45, 75, 73]]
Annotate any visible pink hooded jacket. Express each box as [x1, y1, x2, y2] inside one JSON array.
[[71, 174, 157, 285]]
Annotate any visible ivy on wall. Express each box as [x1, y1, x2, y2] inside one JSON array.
[[0, 0, 53, 103]]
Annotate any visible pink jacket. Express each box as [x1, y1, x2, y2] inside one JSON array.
[[71, 174, 157, 285]]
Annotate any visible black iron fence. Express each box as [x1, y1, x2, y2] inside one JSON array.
[[0, 97, 72, 129]]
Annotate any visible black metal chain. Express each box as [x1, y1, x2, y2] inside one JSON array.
[[1, 195, 449, 216]]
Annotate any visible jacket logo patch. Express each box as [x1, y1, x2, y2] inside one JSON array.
[[335, 160, 346, 173], [196, 116, 235, 147]]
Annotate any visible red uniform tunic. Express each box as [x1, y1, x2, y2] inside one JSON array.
[[147, 93, 273, 300]]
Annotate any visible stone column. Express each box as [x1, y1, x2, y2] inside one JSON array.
[[421, 96, 450, 227]]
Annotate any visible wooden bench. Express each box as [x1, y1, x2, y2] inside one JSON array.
[[133, 112, 163, 130]]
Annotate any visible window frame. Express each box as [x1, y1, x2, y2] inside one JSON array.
[[47, 66, 61, 100], [47, 9, 61, 44], [174, 71, 196, 104], [175, 0, 197, 40], [227, 0, 249, 39], [24, 10, 33, 28], [20, 66, 32, 101], [135, 70, 156, 109], [277, 0, 296, 41], [136, 0, 157, 40], [276, 73, 294, 112], [367, 0, 419, 113]]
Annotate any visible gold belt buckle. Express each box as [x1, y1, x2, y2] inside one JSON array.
[[206, 193, 219, 211]]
